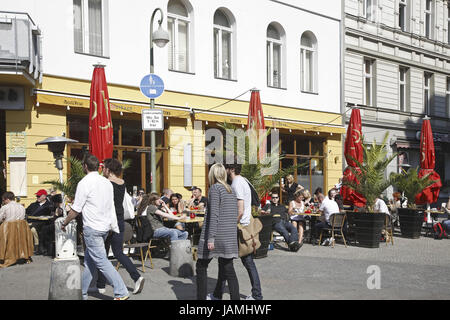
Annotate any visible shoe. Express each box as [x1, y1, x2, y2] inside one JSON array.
[[206, 293, 220, 300], [329, 237, 335, 246], [321, 238, 330, 246], [114, 295, 129, 300], [245, 295, 255, 300], [133, 277, 145, 294], [288, 242, 300, 252], [88, 287, 106, 294]]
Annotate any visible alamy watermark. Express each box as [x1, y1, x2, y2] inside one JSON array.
[[366, 265, 381, 290]]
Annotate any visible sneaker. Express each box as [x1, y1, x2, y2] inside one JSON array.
[[245, 295, 255, 300], [329, 237, 335, 246], [133, 277, 145, 294], [321, 238, 330, 246], [114, 295, 129, 301], [206, 293, 220, 300]]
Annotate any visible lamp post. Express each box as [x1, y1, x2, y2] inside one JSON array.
[[35, 136, 81, 300], [149, 8, 169, 193]]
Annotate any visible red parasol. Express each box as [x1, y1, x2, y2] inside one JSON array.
[[415, 118, 441, 204], [247, 90, 266, 160], [341, 108, 366, 207], [89, 65, 113, 164]]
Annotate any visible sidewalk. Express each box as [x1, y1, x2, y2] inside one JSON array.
[[1, 235, 449, 300]]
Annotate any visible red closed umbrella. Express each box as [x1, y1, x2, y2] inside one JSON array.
[[247, 89, 266, 161], [415, 118, 441, 205], [341, 108, 366, 207], [89, 65, 113, 164]]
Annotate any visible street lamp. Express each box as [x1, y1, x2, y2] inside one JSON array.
[[35, 136, 81, 300], [149, 8, 169, 193]]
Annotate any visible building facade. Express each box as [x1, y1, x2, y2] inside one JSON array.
[[1, 0, 344, 205], [344, 0, 450, 202]]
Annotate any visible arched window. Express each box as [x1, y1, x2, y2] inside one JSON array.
[[267, 23, 285, 88], [213, 8, 235, 79], [168, 0, 192, 72], [300, 31, 317, 93]]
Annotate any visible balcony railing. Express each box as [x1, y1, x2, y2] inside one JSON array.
[[0, 11, 42, 85]]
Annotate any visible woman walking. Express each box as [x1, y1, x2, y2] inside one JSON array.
[[196, 163, 240, 300], [96, 158, 145, 295]]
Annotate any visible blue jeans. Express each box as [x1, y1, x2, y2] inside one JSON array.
[[273, 220, 299, 244], [153, 227, 188, 241], [82, 226, 129, 299]]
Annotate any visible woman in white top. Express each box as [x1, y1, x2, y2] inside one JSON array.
[[288, 189, 306, 244]]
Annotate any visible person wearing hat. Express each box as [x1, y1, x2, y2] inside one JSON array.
[[26, 189, 53, 255]]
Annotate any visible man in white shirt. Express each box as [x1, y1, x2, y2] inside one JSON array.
[[62, 154, 129, 300], [314, 189, 340, 245], [0, 191, 25, 223], [374, 197, 390, 215]]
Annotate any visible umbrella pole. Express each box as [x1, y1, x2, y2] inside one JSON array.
[[426, 203, 431, 223]]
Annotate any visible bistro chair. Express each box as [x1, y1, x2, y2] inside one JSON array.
[[319, 213, 347, 248], [116, 221, 156, 272], [384, 213, 394, 246]]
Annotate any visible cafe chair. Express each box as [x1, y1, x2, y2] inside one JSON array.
[[319, 213, 347, 248], [116, 221, 156, 272], [384, 214, 394, 246]]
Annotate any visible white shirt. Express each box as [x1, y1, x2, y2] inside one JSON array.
[[374, 198, 390, 215], [71, 172, 119, 233], [231, 175, 251, 226], [319, 197, 340, 223], [0, 201, 25, 223]]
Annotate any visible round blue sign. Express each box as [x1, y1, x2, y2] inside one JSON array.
[[140, 74, 165, 99]]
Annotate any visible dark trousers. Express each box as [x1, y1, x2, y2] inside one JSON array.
[[196, 257, 240, 300], [97, 228, 140, 288], [273, 220, 299, 244], [313, 221, 331, 238]]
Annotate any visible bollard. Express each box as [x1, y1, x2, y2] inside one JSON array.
[[169, 240, 194, 277], [48, 218, 82, 300]]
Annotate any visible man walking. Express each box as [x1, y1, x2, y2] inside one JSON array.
[[223, 161, 263, 300], [61, 154, 129, 300]]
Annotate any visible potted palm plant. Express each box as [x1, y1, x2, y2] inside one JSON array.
[[343, 132, 397, 248], [390, 168, 435, 238]]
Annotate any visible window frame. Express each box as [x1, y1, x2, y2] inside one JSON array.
[[399, 66, 409, 111], [266, 24, 284, 89], [364, 0, 378, 22], [399, 0, 408, 32], [446, 77, 450, 118], [213, 9, 234, 80], [300, 32, 318, 94], [167, 0, 191, 73], [424, 0, 433, 39], [423, 72, 433, 116], [363, 58, 374, 107]]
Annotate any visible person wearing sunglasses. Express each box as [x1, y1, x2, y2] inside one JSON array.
[[261, 191, 301, 252]]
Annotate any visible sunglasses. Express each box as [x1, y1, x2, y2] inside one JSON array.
[[272, 196, 279, 199]]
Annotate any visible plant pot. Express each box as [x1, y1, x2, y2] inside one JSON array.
[[397, 208, 424, 239], [254, 214, 273, 259], [354, 212, 385, 248]]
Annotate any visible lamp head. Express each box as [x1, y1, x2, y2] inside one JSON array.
[[153, 25, 170, 48], [35, 136, 79, 160]]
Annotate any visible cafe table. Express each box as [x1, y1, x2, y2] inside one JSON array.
[[296, 211, 321, 244]]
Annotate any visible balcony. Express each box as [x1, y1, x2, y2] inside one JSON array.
[[0, 11, 42, 87]]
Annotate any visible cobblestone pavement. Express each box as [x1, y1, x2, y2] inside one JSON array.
[[1, 233, 449, 300]]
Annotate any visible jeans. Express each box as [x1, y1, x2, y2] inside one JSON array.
[[82, 226, 129, 299], [153, 227, 188, 241], [196, 257, 240, 300], [96, 227, 141, 289], [273, 220, 299, 244]]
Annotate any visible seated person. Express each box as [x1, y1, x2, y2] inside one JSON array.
[[132, 188, 145, 210], [441, 196, 450, 233], [187, 187, 208, 211], [160, 188, 173, 205], [26, 189, 52, 217], [261, 191, 301, 252], [137, 194, 188, 241], [288, 189, 307, 244], [167, 193, 186, 231], [38, 194, 64, 257], [0, 191, 25, 224], [313, 189, 340, 245]]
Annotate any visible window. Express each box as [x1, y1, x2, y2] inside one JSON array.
[[424, 72, 433, 115], [267, 23, 284, 88], [73, 0, 108, 56], [213, 9, 234, 80], [399, 0, 408, 32], [300, 31, 317, 93], [425, 0, 433, 39], [363, 58, 375, 106], [448, 5, 450, 44], [364, 0, 377, 22], [446, 77, 450, 117], [399, 66, 409, 111], [168, 0, 191, 72]]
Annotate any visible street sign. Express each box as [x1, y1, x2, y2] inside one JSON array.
[[140, 74, 165, 99], [142, 109, 164, 131]]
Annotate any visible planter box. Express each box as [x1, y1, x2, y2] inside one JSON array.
[[254, 214, 273, 259], [398, 208, 424, 239], [354, 212, 385, 248]]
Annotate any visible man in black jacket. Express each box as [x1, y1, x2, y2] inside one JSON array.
[[26, 189, 52, 255]]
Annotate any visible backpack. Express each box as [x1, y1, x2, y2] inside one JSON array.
[[135, 216, 154, 243], [433, 222, 447, 240], [243, 177, 260, 208]]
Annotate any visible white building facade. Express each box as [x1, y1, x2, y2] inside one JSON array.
[[344, 0, 450, 202]]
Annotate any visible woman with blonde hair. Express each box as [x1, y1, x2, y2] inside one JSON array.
[[288, 189, 307, 246], [196, 163, 240, 300]]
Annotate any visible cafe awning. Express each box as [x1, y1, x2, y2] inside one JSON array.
[[35, 90, 191, 118]]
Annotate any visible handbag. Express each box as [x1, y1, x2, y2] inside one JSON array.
[[123, 189, 135, 220], [237, 215, 263, 257]]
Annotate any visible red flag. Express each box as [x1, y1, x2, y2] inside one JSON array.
[[341, 108, 366, 207], [415, 119, 441, 204], [89, 65, 113, 164], [247, 90, 266, 160]]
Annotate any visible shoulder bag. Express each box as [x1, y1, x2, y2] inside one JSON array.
[[123, 188, 136, 220], [237, 215, 263, 257]]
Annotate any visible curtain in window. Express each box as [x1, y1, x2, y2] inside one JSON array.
[[178, 20, 188, 72], [301, 49, 313, 92], [273, 43, 281, 87], [221, 31, 231, 79], [88, 0, 102, 56], [73, 0, 83, 52], [214, 29, 219, 77], [168, 18, 174, 70]]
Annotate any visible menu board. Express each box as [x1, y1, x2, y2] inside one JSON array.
[[9, 131, 27, 158]]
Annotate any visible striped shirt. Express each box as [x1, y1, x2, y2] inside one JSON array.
[[0, 201, 26, 223]]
